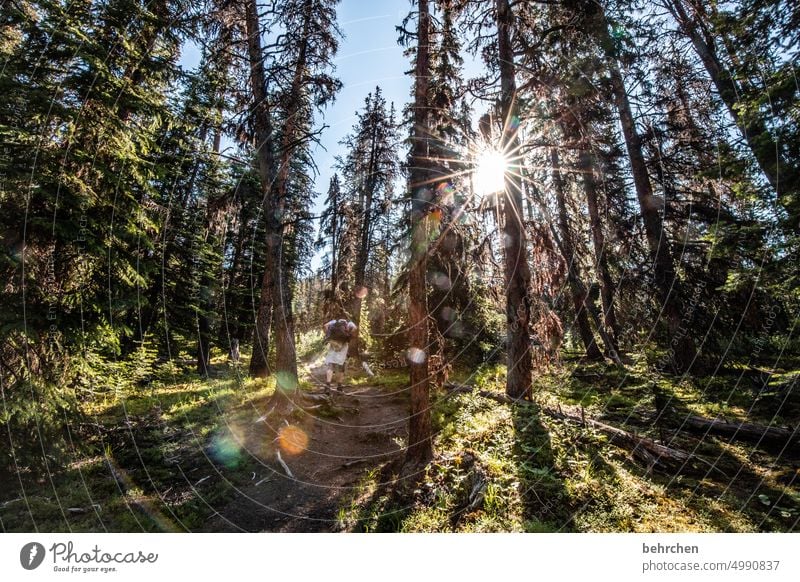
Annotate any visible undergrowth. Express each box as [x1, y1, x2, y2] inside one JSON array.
[[347, 360, 799, 532], [0, 349, 275, 532]]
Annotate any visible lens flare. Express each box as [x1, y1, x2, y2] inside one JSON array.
[[436, 182, 455, 205], [432, 272, 451, 290], [474, 148, 507, 196], [275, 371, 298, 392], [407, 347, 427, 364], [278, 424, 309, 456], [448, 320, 464, 338], [211, 431, 242, 469]]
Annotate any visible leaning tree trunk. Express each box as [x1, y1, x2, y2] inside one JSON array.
[[245, 0, 277, 379], [666, 0, 795, 216], [595, 8, 697, 373], [551, 147, 603, 360], [405, 0, 433, 466], [497, 0, 533, 400]]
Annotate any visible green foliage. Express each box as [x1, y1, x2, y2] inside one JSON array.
[[369, 360, 799, 532], [1, 365, 270, 532], [295, 330, 327, 361], [0, 375, 81, 480]]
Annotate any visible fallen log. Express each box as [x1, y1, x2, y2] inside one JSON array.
[[544, 406, 718, 476], [670, 409, 799, 451], [445, 382, 713, 475]]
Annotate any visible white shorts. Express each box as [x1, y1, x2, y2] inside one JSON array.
[[325, 341, 349, 366]]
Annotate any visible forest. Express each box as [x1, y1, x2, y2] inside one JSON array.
[[1, 0, 798, 533]]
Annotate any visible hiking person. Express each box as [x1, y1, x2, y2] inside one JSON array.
[[323, 317, 357, 392]]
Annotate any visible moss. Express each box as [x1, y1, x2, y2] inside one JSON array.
[[383, 362, 800, 532], [1, 364, 268, 532]]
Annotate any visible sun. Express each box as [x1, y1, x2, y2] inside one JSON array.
[[473, 148, 508, 196]]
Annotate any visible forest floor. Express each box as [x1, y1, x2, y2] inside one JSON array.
[[2, 348, 799, 532], [201, 364, 410, 532]]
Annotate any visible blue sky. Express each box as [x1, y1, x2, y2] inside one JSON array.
[[311, 0, 415, 202], [181, 0, 484, 270], [318, 1, 483, 194]]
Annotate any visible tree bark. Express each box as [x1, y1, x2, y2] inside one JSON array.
[[197, 295, 212, 375], [577, 148, 621, 353], [245, 0, 277, 379], [496, 0, 533, 400], [551, 148, 603, 360], [197, 118, 227, 376], [225, 213, 246, 343], [265, 0, 316, 394], [405, 0, 433, 466], [349, 115, 380, 358], [595, 9, 696, 373], [196, 192, 214, 377], [328, 187, 339, 307]]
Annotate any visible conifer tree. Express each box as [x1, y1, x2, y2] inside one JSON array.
[[335, 87, 399, 355], [403, 0, 434, 465]]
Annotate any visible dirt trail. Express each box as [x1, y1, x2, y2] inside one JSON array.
[[203, 365, 408, 532]]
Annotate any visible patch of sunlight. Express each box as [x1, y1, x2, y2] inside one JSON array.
[[67, 456, 104, 471], [335, 468, 380, 531], [84, 381, 209, 416], [400, 507, 451, 533], [247, 376, 276, 396]]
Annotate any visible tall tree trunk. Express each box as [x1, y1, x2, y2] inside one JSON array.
[[265, 0, 316, 394], [349, 121, 380, 358], [577, 148, 621, 353], [551, 148, 603, 360], [197, 277, 212, 375], [497, 0, 533, 399], [595, 8, 696, 373], [197, 117, 227, 376], [329, 203, 339, 308], [226, 216, 246, 343], [196, 155, 217, 376], [666, 0, 795, 215], [245, 0, 277, 379], [406, 0, 433, 466]]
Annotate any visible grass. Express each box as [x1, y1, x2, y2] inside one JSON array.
[[4, 348, 798, 532], [348, 360, 799, 532], [0, 351, 276, 532]]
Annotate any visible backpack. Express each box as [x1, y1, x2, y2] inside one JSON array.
[[327, 319, 352, 343]]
